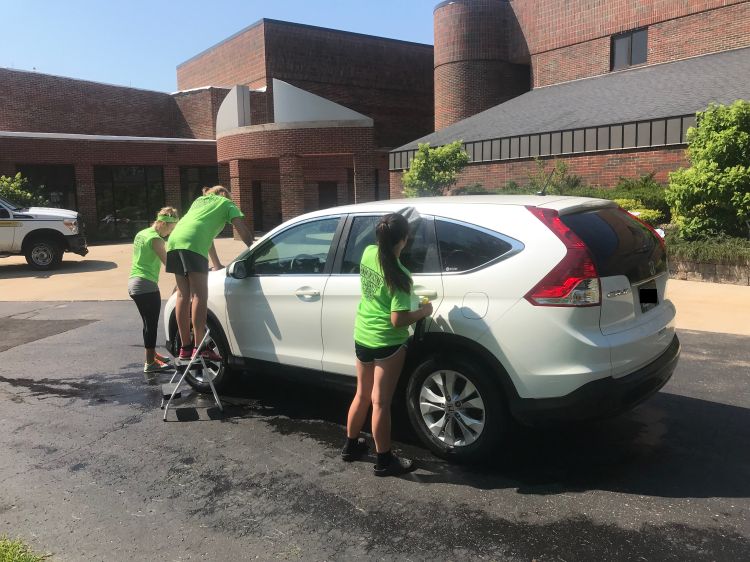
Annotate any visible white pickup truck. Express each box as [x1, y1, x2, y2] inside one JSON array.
[[0, 195, 88, 270]]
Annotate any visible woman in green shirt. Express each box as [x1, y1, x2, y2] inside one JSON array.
[[343, 213, 433, 477], [128, 206, 179, 380], [166, 185, 254, 363]]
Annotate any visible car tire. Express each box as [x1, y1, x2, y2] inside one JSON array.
[[171, 317, 232, 394], [406, 355, 508, 463], [25, 239, 63, 270]]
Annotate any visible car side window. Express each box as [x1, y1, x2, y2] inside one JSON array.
[[250, 217, 340, 275], [341, 215, 440, 274], [436, 219, 512, 272], [0, 208, 9, 219]]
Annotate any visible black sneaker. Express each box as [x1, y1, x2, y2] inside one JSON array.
[[341, 437, 369, 462], [373, 454, 415, 477]]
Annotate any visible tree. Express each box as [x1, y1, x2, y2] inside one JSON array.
[[401, 141, 470, 197], [666, 100, 750, 240], [0, 173, 49, 208]]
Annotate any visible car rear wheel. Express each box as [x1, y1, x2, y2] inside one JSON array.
[[406, 355, 507, 463], [171, 317, 232, 394], [25, 239, 63, 270]]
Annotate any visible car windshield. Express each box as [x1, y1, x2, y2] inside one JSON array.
[[0, 195, 23, 211]]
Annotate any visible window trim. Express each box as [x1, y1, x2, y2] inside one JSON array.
[[434, 216, 524, 275], [331, 212, 442, 277], [239, 214, 345, 277]]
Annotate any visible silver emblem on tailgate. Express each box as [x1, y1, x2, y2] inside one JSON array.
[[607, 288, 631, 298]]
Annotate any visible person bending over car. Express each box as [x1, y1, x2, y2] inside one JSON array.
[[166, 185, 253, 363], [342, 213, 433, 476]]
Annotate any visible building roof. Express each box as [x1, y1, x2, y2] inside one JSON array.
[[395, 47, 750, 151]]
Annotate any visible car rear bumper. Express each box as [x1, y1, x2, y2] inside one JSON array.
[[65, 234, 88, 256], [511, 334, 680, 425]]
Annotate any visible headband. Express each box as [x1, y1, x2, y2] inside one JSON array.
[[157, 215, 178, 223]]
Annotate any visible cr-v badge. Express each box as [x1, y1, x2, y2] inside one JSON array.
[[607, 287, 631, 298]]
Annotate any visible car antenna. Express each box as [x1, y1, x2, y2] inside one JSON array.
[[536, 168, 555, 196]]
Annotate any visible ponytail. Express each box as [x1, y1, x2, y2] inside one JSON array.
[[376, 213, 411, 295]]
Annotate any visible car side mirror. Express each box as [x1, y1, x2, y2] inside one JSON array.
[[227, 260, 249, 280]]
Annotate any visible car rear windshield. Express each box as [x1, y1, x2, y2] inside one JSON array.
[[561, 208, 666, 282]]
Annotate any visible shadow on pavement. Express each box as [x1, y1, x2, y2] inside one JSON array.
[[219, 371, 750, 500], [0, 259, 117, 279]]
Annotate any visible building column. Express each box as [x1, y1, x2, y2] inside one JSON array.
[[218, 163, 231, 190], [353, 152, 377, 204], [229, 159, 254, 238], [74, 164, 97, 228], [279, 154, 305, 221], [163, 165, 181, 211]]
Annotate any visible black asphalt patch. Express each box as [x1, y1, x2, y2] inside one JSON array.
[[0, 317, 95, 352]]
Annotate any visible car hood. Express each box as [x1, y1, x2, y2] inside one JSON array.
[[23, 207, 78, 220]]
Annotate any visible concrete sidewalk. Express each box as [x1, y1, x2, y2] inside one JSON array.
[[1, 239, 748, 335]]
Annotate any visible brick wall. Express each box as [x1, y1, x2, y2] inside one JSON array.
[[0, 68, 186, 137], [175, 19, 433, 149], [514, 0, 750, 87], [434, 0, 530, 129], [389, 146, 687, 197], [176, 21, 267, 91], [173, 87, 230, 139], [217, 125, 376, 162]]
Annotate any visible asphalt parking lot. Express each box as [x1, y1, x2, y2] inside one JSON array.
[[1, 300, 749, 561]]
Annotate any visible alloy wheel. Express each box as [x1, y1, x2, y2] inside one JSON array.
[[419, 370, 486, 447]]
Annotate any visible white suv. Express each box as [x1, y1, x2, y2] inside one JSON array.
[[164, 195, 680, 462]]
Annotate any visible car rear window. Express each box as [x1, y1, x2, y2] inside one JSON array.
[[561, 208, 666, 282]]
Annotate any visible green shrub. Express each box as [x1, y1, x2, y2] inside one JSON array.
[[667, 100, 750, 240], [0, 537, 47, 562], [0, 173, 49, 208], [527, 159, 583, 195], [452, 182, 487, 195], [402, 141, 470, 197], [665, 231, 750, 265]]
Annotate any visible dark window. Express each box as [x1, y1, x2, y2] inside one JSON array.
[[252, 180, 263, 231], [340, 215, 440, 275], [0, 207, 9, 219], [180, 166, 218, 214], [16, 164, 77, 210], [251, 217, 340, 275], [611, 28, 648, 70], [318, 181, 338, 209], [436, 220, 512, 273], [561, 209, 666, 282], [94, 166, 164, 240]]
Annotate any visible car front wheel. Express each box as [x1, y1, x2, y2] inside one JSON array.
[[406, 356, 507, 463], [171, 317, 232, 394], [25, 239, 63, 270]]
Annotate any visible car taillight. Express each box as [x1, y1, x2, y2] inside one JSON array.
[[524, 206, 601, 307], [619, 208, 666, 251]]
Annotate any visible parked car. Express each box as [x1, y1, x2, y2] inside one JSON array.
[[163, 195, 680, 462], [0, 195, 88, 270]]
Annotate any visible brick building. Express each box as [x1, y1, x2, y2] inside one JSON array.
[[3, 3, 749, 238], [390, 0, 750, 196], [0, 19, 433, 239]]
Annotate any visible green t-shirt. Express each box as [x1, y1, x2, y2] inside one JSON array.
[[166, 194, 243, 258], [129, 226, 163, 284], [354, 245, 414, 348]]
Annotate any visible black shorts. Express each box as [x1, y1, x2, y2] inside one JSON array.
[[166, 249, 209, 276], [355, 341, 406, 363]]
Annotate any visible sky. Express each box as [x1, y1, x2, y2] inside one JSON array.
[[1, 0, 438, 93]]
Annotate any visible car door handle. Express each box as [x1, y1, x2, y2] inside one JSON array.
[[414, 289, 438, 300], [295, 289, 320, 298]]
